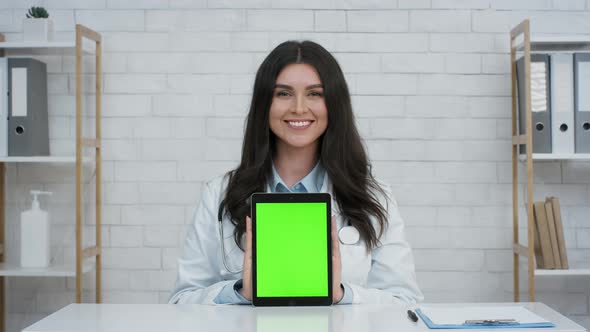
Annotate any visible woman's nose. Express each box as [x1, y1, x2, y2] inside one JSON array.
[[292, 94, 307, 114]]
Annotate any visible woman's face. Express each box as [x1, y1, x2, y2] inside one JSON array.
[[269, 63, 328, 152]]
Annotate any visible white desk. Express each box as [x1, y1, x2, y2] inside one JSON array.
[[23, 302, 586, 332]]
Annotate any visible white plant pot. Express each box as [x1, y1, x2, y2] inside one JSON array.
[[23, 18, 54, 42]]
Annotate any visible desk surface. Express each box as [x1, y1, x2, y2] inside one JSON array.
[[23, 302, 586, 332]]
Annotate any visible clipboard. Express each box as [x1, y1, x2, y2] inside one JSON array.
[[415, 306, 555, 329]]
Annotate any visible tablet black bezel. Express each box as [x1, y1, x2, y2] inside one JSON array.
[[251, 192, 332, 306]]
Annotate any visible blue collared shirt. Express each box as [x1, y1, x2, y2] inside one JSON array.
[[214, 162, 352, 304], [269, 161, 325, 193]]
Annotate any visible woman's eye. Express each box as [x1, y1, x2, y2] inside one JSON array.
[[276, 90, 291, 97], [308, 91, 323, 97]]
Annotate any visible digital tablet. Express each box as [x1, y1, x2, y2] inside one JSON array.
[[251, 193, 332, 306]]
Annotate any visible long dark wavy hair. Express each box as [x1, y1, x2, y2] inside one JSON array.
[[223, 40, 388, 251]]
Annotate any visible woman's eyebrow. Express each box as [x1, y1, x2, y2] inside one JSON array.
[[274, 83, 323, 89]]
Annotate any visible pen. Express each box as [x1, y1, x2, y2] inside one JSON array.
[[407, 310, 418, 323]]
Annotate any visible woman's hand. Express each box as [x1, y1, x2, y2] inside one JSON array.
[[239, 216, 253, 301], [331, 216, 344, 303], [240, 216, 343, 303]]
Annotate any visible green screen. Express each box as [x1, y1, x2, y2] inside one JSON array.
[[256, 202, 328, 297]]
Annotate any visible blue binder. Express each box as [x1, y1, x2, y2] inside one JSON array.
[[415, 308, 555, 329]]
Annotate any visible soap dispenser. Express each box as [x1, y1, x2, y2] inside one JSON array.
[[20, 190, 52, 268]]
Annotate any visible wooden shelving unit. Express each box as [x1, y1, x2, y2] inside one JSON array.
[[0, 25, 102, 332], [510, 19, 590, 303]]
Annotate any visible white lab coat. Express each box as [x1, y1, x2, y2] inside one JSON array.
[[169, 174, 424, 305]]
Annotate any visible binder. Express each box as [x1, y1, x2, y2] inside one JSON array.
[[0, 57, 7, 157], [533, 201, 555, 269], [544, 200, 562, 268], [415, 306, 555, 329], [516, 54, 552, 154], [548, 197, 569, 269], [574, 53, 590, 153], [7, 58, 49, 156], [550, 54, 575, 154]]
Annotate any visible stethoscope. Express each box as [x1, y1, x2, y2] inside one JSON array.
[[217, 200, 361, 274]]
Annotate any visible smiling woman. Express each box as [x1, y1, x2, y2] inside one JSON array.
[[169, 40, 423, 306], [270, 63, 328, 186]]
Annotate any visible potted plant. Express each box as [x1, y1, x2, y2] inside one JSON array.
[[23, 6, 54, 41]]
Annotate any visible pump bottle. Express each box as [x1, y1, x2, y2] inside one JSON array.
[[20, 190, 52, 268]]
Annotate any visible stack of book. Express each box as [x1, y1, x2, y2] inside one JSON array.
[[532, 197, 569, 269]]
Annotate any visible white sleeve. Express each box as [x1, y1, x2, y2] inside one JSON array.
[[347, 186, 424, 304], [169, 180, 238, 304]]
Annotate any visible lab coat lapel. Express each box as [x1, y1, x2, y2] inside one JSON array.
[[321, 175, 341, 218]]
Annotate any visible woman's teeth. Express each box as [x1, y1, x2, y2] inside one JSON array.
[[288, 121, 311, 127]]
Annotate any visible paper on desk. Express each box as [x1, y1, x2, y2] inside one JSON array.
[[419, 306, 550, 325]]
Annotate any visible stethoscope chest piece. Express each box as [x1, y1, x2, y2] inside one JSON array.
[[338, 226, 360, 245]]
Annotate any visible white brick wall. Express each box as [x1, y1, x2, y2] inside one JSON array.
[[314, 11, 346, 32], [347, 10, 409, 32], [410, 10, 471, 32], [2, 2, 590, 332]]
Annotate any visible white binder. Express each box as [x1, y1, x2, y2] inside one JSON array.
[[517, 54, 552, 153], [0, 58, 7, 157], [550, 54, 575, 154], [574, 53, 590, 153]]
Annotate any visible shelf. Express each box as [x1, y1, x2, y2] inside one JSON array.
[[515, 35, 590, 53], [519, 153, 590, 161], [0, 261, 94, 277], [531, 35, 590, 44], [0, 25, 102, 324], [0, 156, 76, 163], [0, 157, 97, 171], [510, 20, 590, 302], [529, 35, 590, 52], [0, 40, 94, 54], [535, 268, 590, 276], [0, 41, 75, 50]]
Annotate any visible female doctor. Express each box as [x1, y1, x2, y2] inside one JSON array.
[[169, 40, 423, 305]]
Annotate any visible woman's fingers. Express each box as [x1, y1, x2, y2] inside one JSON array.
[[245, 216, 252, 259], [331, 216, 343, 303], [331, 216, 339, 258], [240, 216, 253, 301]]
